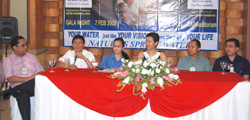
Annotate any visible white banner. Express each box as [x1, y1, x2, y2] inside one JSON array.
[[64, 30, 218, 50]]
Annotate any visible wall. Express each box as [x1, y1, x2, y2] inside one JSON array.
[[0, 0, 46, 68], [43, 0, 246, 70], [244, 0, 250, 60], [1, 0, 249, 69], [10, 0, 27, 40]]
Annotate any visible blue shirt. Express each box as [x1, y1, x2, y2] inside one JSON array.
[[212, 54, 250, 77], [177, 55, 212, 71], [99, 53, 124, 69]]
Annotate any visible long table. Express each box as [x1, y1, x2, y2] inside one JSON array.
[[34, 68, 250, 120]]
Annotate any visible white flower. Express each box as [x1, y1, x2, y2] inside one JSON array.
[[141, 83, 148, 93], [121, 58, 125, 62], [173, 75, 179, 80], [165, 68, 170, 73], [156, 68, 161, 73], [114, 72, 120, 76], [147, 69, 152, 75], [135, 68, 140, 73], [168, 73, 174, 79], [135, 60, 142, 65], [156, 63, 160, 68], [142, 83, 148, 87], [157, 78, 164, 87], [128, 61, 133, 68], [166, 68, 170, 73], [123, 76, 130, 84], [159, 61, 166, 66], [141, 69, 149, 75], [150, 63, 156, 68], [143, 61, 149, 67], [150, 70, 155, 76], [132, 68, 135, 72]]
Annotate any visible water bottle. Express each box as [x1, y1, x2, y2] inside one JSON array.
[[230, 64, 234, 72]]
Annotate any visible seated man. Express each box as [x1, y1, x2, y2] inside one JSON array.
[[56, 35, 95, 70], [213, 38, 250, 80], [177, 39, 212, 71], [3, 36, 44, 120]]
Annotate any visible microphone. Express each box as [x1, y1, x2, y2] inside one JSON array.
[[74, 55, 77, 64]]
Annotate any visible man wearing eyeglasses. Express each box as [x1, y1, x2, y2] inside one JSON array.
[[212, 38, 250, 80], [3, 36, 44, 120]]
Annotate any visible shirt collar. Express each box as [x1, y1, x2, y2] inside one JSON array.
[[111, 53, 124, 61], [111, 53, 116, 59], [225, 54, 239, 63], [74, 49, 87, 54], [187, 54, 200, 61], [9, 52, 27, 60]]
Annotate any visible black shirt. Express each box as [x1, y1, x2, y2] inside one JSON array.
[[212, 54, 250, 77]]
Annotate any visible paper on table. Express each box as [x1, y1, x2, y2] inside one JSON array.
[[98, 69, 115, 73]]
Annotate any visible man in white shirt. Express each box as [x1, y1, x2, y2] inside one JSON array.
[[56, 35, 95, 70]]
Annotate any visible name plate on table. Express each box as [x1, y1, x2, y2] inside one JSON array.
[[98, 69, 115, 73]]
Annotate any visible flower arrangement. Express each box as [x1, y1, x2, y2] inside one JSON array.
[[109, 59, 181, 99]]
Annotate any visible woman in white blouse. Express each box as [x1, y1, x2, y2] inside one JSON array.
[[138, 32, 167, 62]]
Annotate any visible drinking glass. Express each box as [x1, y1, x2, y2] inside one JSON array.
[[225, 64, 230, 73], [64, 58, 70, 72], [49, 59, 56, 73], [220, 61, 227, 75], [91, 60, 98, 72], [167, 60, 172, 68]]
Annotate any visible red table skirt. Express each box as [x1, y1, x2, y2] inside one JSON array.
[[41, 68, 245, 118]]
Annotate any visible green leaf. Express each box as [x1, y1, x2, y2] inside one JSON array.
[[148, 84, 154, 90], [123, 66, 129, 70], [117, 81, 124, 87], [165, 81, 173, 87], [136, 84, 142, 91], [130, 81, 135, 84]]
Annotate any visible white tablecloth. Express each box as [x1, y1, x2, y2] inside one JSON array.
[[34, 75, 250, 120]]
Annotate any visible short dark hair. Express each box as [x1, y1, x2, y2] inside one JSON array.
[[11, 36, 25, 50], [146, 32, 159, 43], [72, 35, 85, 44], [190, 39, 201, 48], [226, 38, 240, 47]]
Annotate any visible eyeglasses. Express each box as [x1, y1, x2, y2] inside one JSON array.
[[113, 45, 122, 48], [18, 44, 29, 48]]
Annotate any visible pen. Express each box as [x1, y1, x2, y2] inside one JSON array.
[[74, 55, 77, 64]]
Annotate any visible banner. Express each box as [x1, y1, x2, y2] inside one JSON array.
[[63, 0, 219, 51]]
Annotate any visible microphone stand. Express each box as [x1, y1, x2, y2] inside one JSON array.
[[1, 37, 8, 57], [5, 42, 8, 58]]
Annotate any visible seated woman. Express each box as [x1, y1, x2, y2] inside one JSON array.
[[99, 37, 129, 69], [138, 32, 167, 62], [56, 35, 96, 70]]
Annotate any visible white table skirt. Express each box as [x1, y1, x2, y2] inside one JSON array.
[[34, 75, 250, 120]]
